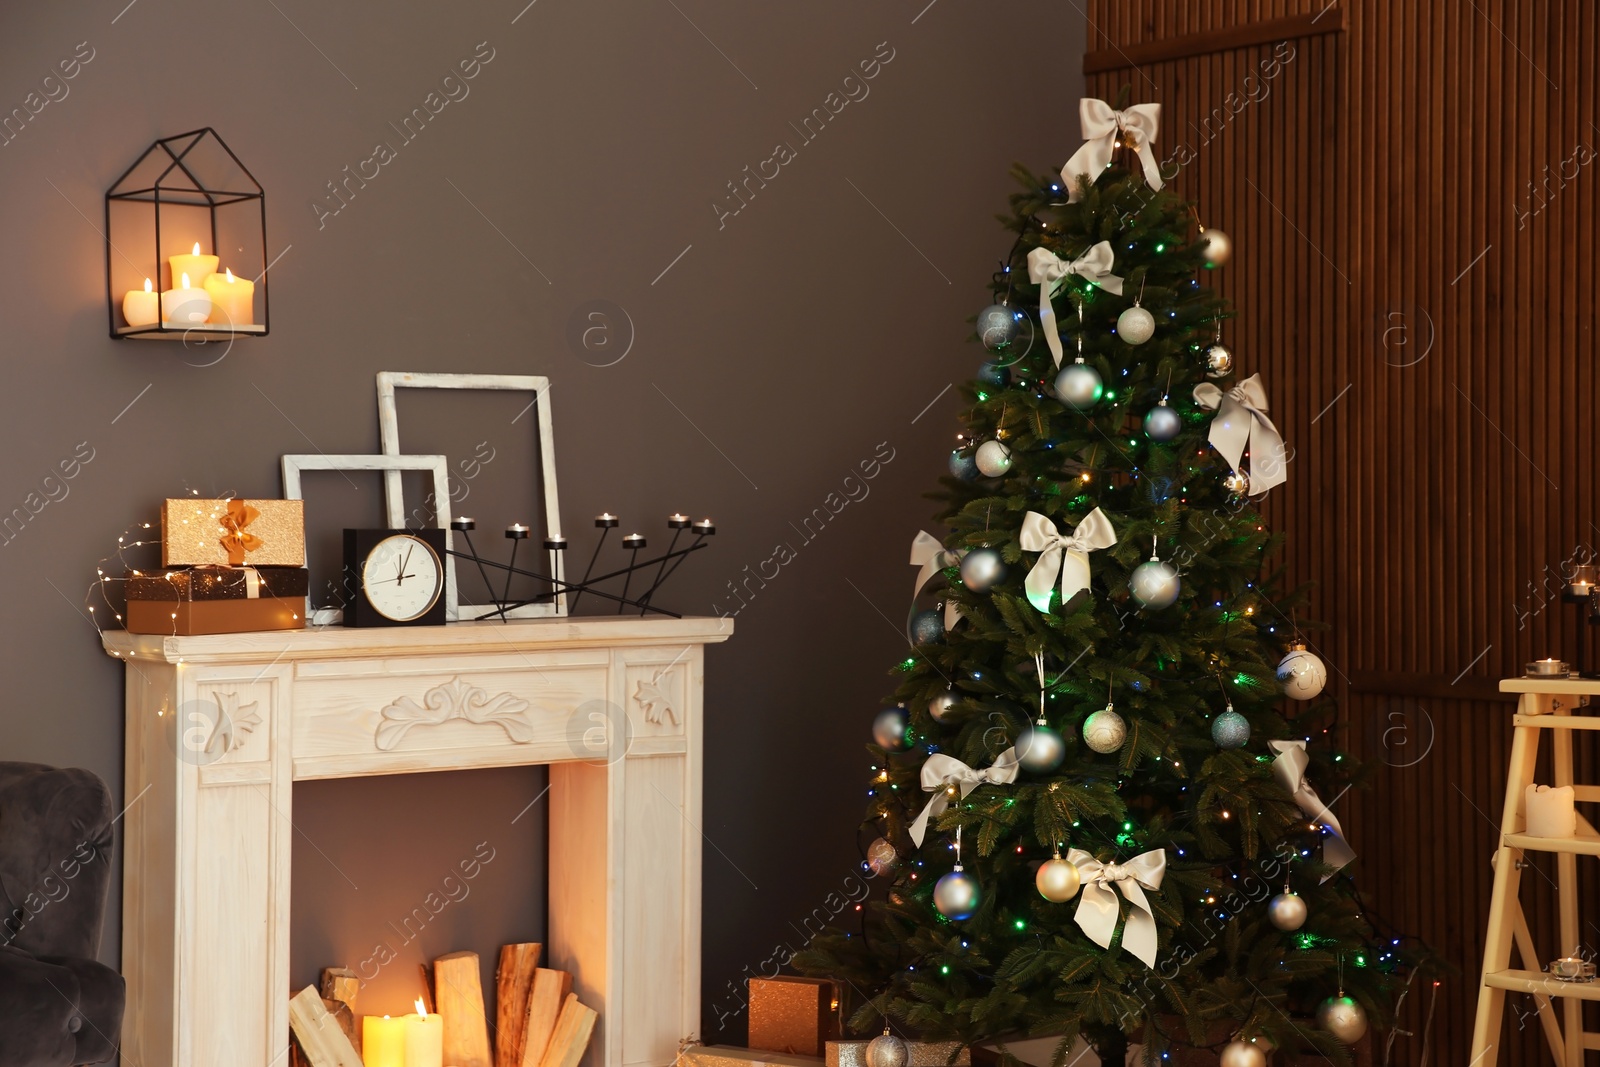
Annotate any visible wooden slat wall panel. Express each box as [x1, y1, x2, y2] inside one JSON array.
[[1085, 2, 1597, 1063]]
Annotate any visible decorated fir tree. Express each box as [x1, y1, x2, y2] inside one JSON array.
[[795, 98, 1422, 1066]]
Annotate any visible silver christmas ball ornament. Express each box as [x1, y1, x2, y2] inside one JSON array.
[[1144, 401, 1181, 441], [1317, 995, 1369, 1044], [872, 706, 911, 751], [1277, 643, 1329, 701], [1219, 1041, 1266, 1067], [1129, 559, 1181, 609], [1205, 342, 1234, 378], [1117, 304, 1156, 345], [974, 439, 1013, 477], [1016, 721, 1066, 774], [977, 361, 1008, 386], [1054, 361, 1103, 411], [1223, 469, 1251, 496], [866, 837, 898, 877], [949, 449, 978, 480], [976, 303, 1021, 351], [866, 1033, 910, 1067], [1082, 706, 1127, 754], [1211, 706, 1251, 749], [1035, 853, 1082, 902], [1268, 891, 1308, 931], [933, 867, 981, 920], [929, 690, 958, 722], [910, 609, 945, 646], [960, 548, 1007, 593], [1201, 227, 1232, 268]]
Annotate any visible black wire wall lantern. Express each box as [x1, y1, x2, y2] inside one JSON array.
[[105, 128, 270, 340]]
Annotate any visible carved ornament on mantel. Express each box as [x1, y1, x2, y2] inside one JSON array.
[[376, 676, 535, 750]]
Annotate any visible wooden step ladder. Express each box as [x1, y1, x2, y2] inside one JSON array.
[[1471, 677, 1600, 1066]]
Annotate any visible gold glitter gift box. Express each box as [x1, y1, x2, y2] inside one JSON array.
[[748, 977, 841, 1057], [161, 498, 306, 568], [826, 1042, 970, 1067]]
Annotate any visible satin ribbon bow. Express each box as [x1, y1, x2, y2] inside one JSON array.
[[908, 748, 1021, 846], [1193, 374, 1288, 495], [1061, 98, 1163, 203], [908, 530, 964, 640], [1027, 243, 1125, 368], [1066, 847, 1167, 967], [1019, 509, 1117, 612], [218, 499, 263, 565], [1269, 740, 1356, 881]]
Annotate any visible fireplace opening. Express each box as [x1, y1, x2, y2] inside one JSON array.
[[290, 764, 548, 1023]]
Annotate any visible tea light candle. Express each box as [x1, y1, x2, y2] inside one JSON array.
[[362, 1014, 405, 1067], [168, 241, 218, 289], [595, 513, 619, 528], [693, 519, 716, 535], [623, 533, 646, 549], [203, 267, 254, 327], [506, 523, 531, 540], [1526, 784, 1576, 838], [1527, 658, 1570, 677], [160, 272, 212, 325], [404, 999, 444, 1067], [451, 517, 477, 531], [122, 278, 159, 327], [544, 536, 568, 551]]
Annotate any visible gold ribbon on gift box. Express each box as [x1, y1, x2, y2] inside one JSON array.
[[218, 499, 264, 565]]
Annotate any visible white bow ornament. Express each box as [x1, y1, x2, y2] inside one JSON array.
[[1061, 98, 1163, 203], [1066, 847, 1167, 967], [908, 749, 1021, 847], [1019, 509, 1117, 613], [1027, 243, 1125, 367], [1269, 739, 1356, 880], [1193, 374, 1288, 495], [908, 530, 963, 640]]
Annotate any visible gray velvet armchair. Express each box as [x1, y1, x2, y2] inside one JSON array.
[[0, 763, 124, 1066]]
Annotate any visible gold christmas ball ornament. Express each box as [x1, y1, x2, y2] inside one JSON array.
[[1317, 995, 1369, 1044], [1082, 706, 1127, 754], [929, 690, 958, 722], [1223, 470, 1251, 496], [1201, 227, 1233, 267], [866, 837, 898, 877], [1219, 1041, 1266, 1067], [1205, 342, 1234, 378], [1267, 891, 1308, 931], [1035, 853, 1082, 902]]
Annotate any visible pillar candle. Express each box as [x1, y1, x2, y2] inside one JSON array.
[[404, 1000, 444, 1067], [168, 241, 218, 289], [362, 1014, 406, 1067], [122, 278, 159, 327], [203, 267, 254, 326], [160, 272, 212, 325], [1526, 784, 1576, 837]]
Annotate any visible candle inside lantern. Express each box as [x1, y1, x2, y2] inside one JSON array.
[[168, 241, 219, 290], [122, 277, 159, 327], [160, 272, 212, 325], [1526, 784, 1577, 838], [203, 267, 254, 327], [404, 998, 444, 1067], [362, 1014, 406, 1067]]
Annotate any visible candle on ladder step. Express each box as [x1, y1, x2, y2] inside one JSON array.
[[405, 997, 444, 1067], [1526, 784, 1576, 837]]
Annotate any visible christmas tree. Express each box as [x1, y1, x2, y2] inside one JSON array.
[[795, 98, 1422, 1066]]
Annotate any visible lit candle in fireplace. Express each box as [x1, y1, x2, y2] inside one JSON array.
[[363, 1014, 405, 1067], [405, 997, 444, 1067]]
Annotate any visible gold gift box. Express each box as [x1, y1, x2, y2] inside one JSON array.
[[161, 498, 306, 567], [749, 977, 840, 1057], [679, 1046, 824, 1067], [126, 596, 304, 636]]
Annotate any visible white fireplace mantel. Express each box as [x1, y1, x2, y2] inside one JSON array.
[[103, 615, 733, 1067]]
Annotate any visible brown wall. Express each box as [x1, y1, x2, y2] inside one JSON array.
[[0, 0, 1084, 1041], [1084, 2, 1599, 1062]]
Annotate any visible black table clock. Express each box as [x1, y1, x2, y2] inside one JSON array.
[[343, 528, 447, 626]]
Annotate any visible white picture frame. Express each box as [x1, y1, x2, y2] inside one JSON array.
[[376, 371, 566, 620], [280, 452, 454, 625]]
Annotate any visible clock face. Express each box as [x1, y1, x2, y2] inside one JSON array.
[[361, 534, 444, 622]]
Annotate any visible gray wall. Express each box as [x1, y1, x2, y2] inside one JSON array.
[[0, 0, 1082, 1039]]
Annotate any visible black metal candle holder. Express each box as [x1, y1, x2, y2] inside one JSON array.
[[449, 513, 714, 621]]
